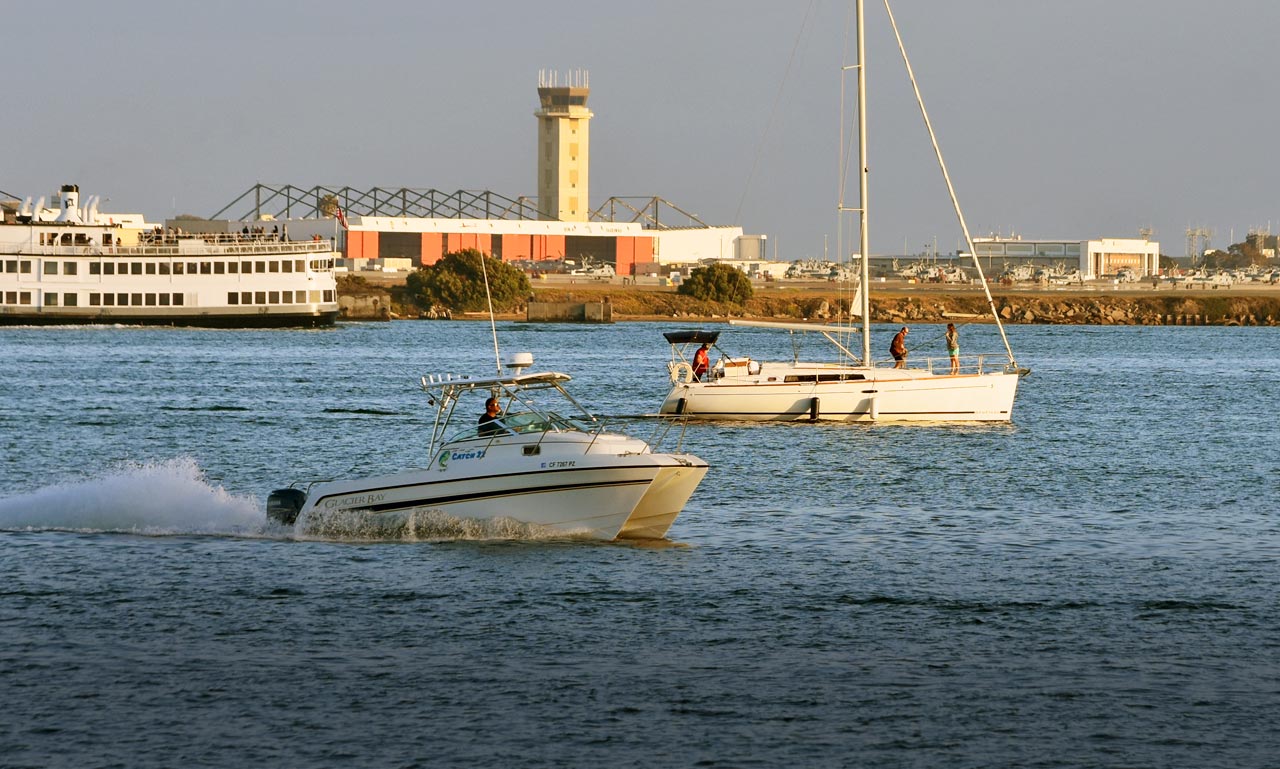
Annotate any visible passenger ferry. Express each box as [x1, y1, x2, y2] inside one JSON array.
[[0, 184, 339, 327]]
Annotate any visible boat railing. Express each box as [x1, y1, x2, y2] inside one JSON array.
[[22, 238, 336, 258], [646, 415, 691, 454], [879, 352, 1016, 376]]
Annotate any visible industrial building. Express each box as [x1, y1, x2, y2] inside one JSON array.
[[973, 236, 1161, 279], [209, 71, 753, 275]]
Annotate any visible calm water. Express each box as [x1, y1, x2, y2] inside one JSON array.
[[2, 321, 1278, 768]]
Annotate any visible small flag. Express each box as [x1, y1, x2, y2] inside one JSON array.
[[335, 205, 348, 230]]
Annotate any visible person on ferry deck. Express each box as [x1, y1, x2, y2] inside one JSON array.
[[693, 343, 711, 381], [478, 397, 503, 436]]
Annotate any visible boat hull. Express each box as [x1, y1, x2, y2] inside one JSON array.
[[293, 449, 708, 540], [660, 368, 1020, 423], [0, 307, 338, 328]]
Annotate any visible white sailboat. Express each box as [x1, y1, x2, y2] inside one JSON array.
[[658, 0, 1026, 423]]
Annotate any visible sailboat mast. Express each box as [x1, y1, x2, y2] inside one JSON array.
[[855, 0, 871, 366]]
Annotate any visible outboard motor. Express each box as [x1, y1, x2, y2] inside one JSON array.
[[266, 488, 307, 525]]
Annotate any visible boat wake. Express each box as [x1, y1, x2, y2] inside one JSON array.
[[0, 457, 262, 536], [0, 457, 606, 543], [294, 507, 594, 543]]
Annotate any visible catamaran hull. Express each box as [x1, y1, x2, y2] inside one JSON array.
[[285, 457, 708, 541], [660, 370, 1020, 423]]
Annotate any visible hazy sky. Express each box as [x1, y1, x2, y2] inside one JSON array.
[[7, 0, 1277, 259]]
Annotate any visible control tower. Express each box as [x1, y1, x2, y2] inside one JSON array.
[[535, 69, 592, 222]]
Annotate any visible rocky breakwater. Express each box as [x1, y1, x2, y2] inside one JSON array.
[[872, 292, 1280, 326]]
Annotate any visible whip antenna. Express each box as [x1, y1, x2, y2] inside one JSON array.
[[478, 252, 501, 376]]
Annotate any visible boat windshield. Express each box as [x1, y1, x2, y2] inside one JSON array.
[[444, 410, 596, 444]]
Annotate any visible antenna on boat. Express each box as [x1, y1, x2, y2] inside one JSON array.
[[478, 251, 502, 376]]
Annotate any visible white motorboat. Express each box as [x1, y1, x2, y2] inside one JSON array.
[[268, 356, 708, 540], [658, 0, 1026, 423]]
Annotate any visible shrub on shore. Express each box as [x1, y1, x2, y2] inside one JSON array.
[[403, 249, 531, 313]]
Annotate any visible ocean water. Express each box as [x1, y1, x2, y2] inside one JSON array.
[[2, 320, 1278, 768]]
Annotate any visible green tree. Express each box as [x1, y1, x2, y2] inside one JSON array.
[[678, 262, 754, 304], [404, 249, 531, 312], [318, 194, 339, 218]]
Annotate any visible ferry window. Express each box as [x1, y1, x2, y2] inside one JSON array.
[[89, 263, 100, 275], [214, 262, 225, 275], [281, 260, 293, 273], [240, 291, 251, 305], [46, 262, 59, 275], [131, 263, 143, 275], [308, 290, 320, 303], [3, 291, 14, 304], [145, 263, 156, 275], [20, 292, 31, 305], [46, 293, 59, 306], [159, 262, 170, 275], [172, 294, 184, 306], [117, 293, 129, 306], [255, 291, 266, 304], [145, 293, 156, 306], [5, 260, 16, 272], [295, 290, 305, 303], [103, 293, 115, 306], [64, 293, 78, 307], [104, 263, 115, 275], [241, 261, 252, 274], [268, 291, 280, 304], [295, 259, 304, 272], [20, 261, 32, 274], [201, 262, 212, 275], [323, 290, 334, 302], [255, 261, 266, 273], [227, 262, 238, 274], [89, 293, 101, 306], [172, 262, 184, 275], [269, 261, 279, 273], [227, 292, 239, 305], [187, 262, 198, 273], [65, 262, 77, 275], [159, 294, 170, 306], [131, 293, 142, 305]]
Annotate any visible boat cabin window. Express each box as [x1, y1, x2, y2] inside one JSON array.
[[782, 373, 866, 383], [45, 261, 59, 276], [103, 263, 115, 275], [64, 262, 77, 275]]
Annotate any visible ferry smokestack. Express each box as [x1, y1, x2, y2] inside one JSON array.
[[54, 184, 81, 224]]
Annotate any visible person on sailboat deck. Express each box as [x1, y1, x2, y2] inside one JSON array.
[[946, 323, 960, 375], [890, 327, 909, 368], [478, 397, 503, 436], [693, 343, 711, 381]]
